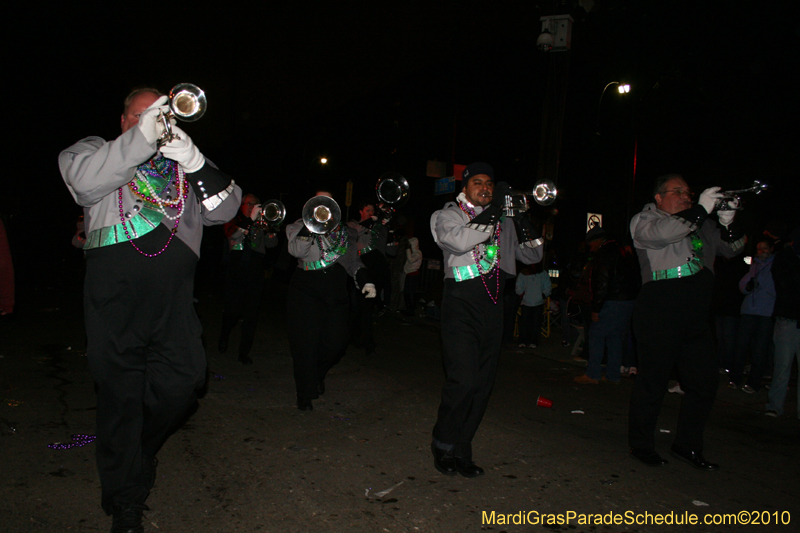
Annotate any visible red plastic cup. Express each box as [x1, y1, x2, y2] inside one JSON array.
[[537, 395, 553, 408]]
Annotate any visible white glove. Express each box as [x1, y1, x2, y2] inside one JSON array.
[[159, 125, 205, 172], [717, 197, 738, 226], [697, 186, 723, 214], [137, 95, 169, 145], [250, 205, 262, 221], [362, 283, 376, 298]]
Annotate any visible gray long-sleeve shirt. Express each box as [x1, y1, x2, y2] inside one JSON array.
[[286, 220, 366, 280], [631, 202, 744, 284], [59, 126, 241, 258], [430, 201, 543, 279]]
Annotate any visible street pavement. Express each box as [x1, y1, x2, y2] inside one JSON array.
[[1, 278, 798, 532]]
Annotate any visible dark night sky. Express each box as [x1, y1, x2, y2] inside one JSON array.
[[6, 0, 800, 284]]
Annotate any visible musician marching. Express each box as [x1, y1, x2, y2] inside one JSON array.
[[430, 162, 543, 478], [59, 87, 241, 532], [286, 188, 376, 411], [218, 193, 279, 365], [628, 174, 744, 470]]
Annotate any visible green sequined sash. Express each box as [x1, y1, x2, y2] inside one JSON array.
[[84, 207, 164, 250]]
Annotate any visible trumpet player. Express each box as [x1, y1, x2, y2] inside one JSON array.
[[286, 189, 376, 411], [430, 162, 543, 478], [59, 88, 241, 532], [218, 194, 278, 365], [347, 199, 390, 354], [628, 174, 744, 471]]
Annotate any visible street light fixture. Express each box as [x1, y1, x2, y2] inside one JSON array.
[[595, 81, 631, 135]]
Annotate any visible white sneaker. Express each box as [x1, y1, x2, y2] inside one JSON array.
[[628, 367, 637, 376], [528, 344, 537, 349], [668, 383, 684, 394], [742, 385, 755, 394], [620, 366, 629, 374], [518, 343, 526, 348]]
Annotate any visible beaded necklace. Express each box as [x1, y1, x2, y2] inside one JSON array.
[[119, 156, 187, 257], [458, 200, 502, 303], [316, 225, 349, 263]]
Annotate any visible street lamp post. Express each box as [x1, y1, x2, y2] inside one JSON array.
[[594, 81, 633, 236]]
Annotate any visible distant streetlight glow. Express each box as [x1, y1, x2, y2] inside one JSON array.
[[618, 84, 631, 94], [320, 157, 328, 164]]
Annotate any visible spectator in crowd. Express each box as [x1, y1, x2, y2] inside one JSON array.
[[402, 237, 422, 317], [575, 227, 640, 384], [729, 238, 776, 392], [515, 263, 551, 349], [765, 227, 800, 419]]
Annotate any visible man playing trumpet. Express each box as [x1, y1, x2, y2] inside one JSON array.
[[430, 162, 543, 477], [628, 174, 744, 470], [347, 199, 390, 354], [218, 194, 278, 365], [59, 88, 241, 532], [286, 188, 375, 411]]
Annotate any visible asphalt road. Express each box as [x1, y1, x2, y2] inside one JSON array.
[[2, 278, 798, 532]]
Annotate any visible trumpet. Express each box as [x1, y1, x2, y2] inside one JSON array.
[[500, 179, 558, 218], [157, 83, 207, 147], [374, 171, 410, 223], [254, 199, 286, 231], [302, 195, 341, 234], [715, 180, 769, 211]]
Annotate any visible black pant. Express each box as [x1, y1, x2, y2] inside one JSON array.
[[349, 250, 386, 351], [287, 265, 350, 400], [433, 276, 504, 458], [403, 272, 420, 315], [219, 249, 265, 357], [83, 228, 206, 514], [518, 304, 544, 345], [629, 269, 717, 452]]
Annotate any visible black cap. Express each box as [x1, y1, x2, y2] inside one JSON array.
[[462, 162, 494, 183], [585, 226, 607, 242]]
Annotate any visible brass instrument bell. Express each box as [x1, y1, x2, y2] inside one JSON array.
[[157, 83, 207, 146]]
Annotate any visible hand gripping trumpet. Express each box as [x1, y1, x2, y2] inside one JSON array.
[[157, 83, 207, 146], [715, 180, 769, 211]]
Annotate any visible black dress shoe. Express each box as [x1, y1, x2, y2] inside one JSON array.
[[630, 448, 669, 467], [238, 354, 253, 365], [431, 443, 457, 476], [297, 397, 313, 411], [455, 457, 485, 478], [111, 503, 148, 533], [670, 445, 719, 471]]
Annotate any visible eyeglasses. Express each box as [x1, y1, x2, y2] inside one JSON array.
[[659, 188, 695, 199]]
